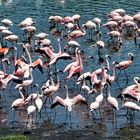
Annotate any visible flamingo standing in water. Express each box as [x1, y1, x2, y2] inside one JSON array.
[[48, 39, 71, 67], [3, 34, 19, 44], [1, 19, 13, 26], [106, 84, 119, 121], [27, 95, 36, 125], [64, 48, 83, 80], [68, 26, 86, 40], [51, 84, 87, 121], [121, 77, 140, 101], [11, 87, 26, 122], [122, 100, 140, 120], [113, 52, 134, 80], [18, 17, 34, 28], [42, 69, 62, 105], [82, 20, 96, 40]]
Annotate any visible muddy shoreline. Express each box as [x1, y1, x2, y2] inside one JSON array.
[[0, 123, 140, 140]]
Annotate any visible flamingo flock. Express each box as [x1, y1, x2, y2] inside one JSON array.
[[0, 8, 140, 129]]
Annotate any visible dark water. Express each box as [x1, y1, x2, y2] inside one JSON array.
[[0, 0, 140, 137]]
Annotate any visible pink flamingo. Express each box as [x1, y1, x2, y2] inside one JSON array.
[[106, 84, 119, 121], [64, 48, 83, 80], [51, 84, 87, 121], [48, 39, 71, 66], [68, 26, 86, 40], [121, 77, 140, 101], [114, 52, 134, 80], [103, 21, 118, 31]]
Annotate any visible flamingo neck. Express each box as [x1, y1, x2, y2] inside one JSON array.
[[106, 57, 110, 70], [25, 45, 32, 64], [19, 88, 25, 100], [107, 86, 111, 97], [65, 85, 69, 99], [82, 76, 86, 86], [50, 75, 54, 85], [55, 72, 60, 88], [78, 52, 83, 68], [134, 77, 140, 86], [58, 40, 61, 54], [81, 27, 86, 35], [112, 66, 116, 79], [100, 87, 103, 95]]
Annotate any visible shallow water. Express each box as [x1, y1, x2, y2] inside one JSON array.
[[0, 0, 140, 137]]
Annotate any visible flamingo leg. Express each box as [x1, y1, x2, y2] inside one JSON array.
[[65, 109, 68, 123], [116, 70, 122, 81], [124, 69, 129, 80]]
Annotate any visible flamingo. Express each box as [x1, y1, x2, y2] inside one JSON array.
[[72, 14, 81, 25], [106, 61, 116, 85], [114, 52, 134, 80], [51, 84, 87, 121], [106, 84, 119, 121], [27, 95, 36, 125], [18, 17, 34, 28], [48, 39, 71, 67], [48, 15, 63, 29], [121, 21, 137, 38], [81, 75, 91, 94], [64, 40, 80, 53], [109, 15, 122, 23], [63, 16, 74, 24], [95, 86, 104, 104], [64, 48, 83, 80], [82, 20, 96, 39], [107, 85, 119, 110], [1, 29, 13, 36], [76, 72, 91, 85], [35, 94, 43, 115], [90, 101, 100, 118], [0, 74, 21, 90], [25, 84, 43, 103], [0, 58, 10, 78], [34, 84, 43, 119], [103, 21, 118, 31], [3, 34, 19, 43], [63, 48, 80, 73], [93, 17, 101, 29], [22, 26, 36, 43], [0, 26, 8, 32], [1, 19, 13, 26], [133, 13, 140, 28], [14, 66, 33, 89], [122, 101, 140, 119], [11, 87, 25, 121], [122, 101, 140, 111], [113, 9, 126, 17], [107, 30, 122, 43], [35, 32, 49, 40], [42, 70, 61, 105], [121, 77, 140, 101], [68, 26, 86, 40]]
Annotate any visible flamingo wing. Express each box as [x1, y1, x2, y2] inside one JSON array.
[[51, 96, 65, 108], [72, 94, 87, 105]]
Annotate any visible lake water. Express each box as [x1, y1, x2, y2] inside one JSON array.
[[0, 0, 140, 137]]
